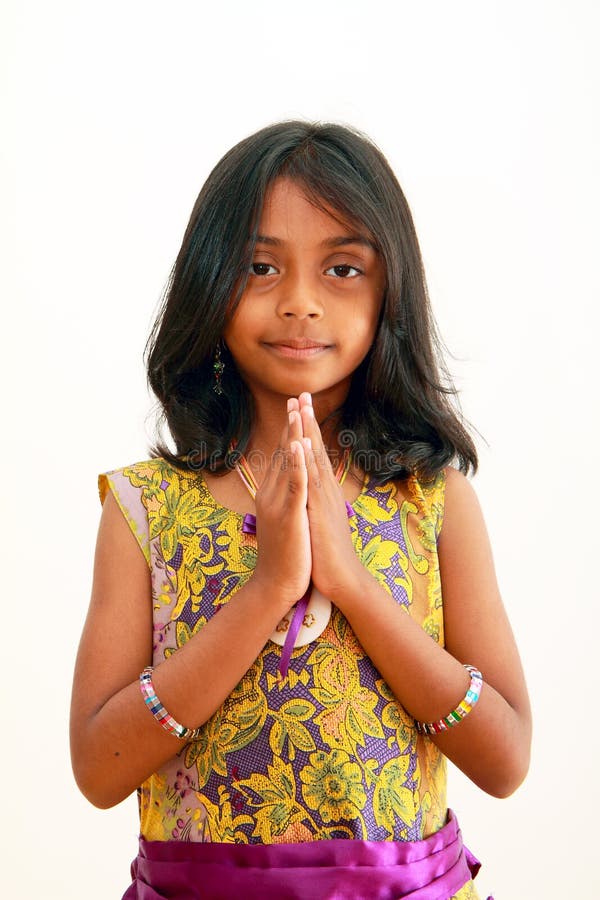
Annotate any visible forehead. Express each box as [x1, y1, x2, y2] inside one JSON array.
[[259, 178, 352, 233], [257, 178, 371, 246]]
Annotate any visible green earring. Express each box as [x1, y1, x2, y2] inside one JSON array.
[[213, 343, 225, 395]]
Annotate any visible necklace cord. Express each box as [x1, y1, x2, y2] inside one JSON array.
[[232, 443, 351, 500]]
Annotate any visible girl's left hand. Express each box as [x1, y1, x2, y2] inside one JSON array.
[[294, 392, 365, 602]]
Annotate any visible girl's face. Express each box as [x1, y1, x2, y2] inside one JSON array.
[[223, 178, 385, 410]]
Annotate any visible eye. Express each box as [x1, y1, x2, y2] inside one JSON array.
[[325, 264, 362, 278], [250, 262, 278, 276]]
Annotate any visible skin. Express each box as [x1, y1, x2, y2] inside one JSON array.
[[70, 178, 531, 810]]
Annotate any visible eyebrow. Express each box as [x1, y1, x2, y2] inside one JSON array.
[[254, 233, 377, 251]]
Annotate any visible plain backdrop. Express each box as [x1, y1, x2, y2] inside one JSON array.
[[3, 1, 599, 897]]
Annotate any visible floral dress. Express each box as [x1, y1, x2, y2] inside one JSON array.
[[99, 458, 480, 900]]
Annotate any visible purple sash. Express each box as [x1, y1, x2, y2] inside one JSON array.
[[122, 809, 490, 899]]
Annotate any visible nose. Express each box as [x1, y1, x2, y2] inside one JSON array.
[[275, 270, 324, 320]]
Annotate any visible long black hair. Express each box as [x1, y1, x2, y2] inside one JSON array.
[[145, 120, 477, 482]]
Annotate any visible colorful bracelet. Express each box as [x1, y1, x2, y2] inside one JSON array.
[[415, 665, 483, 735], [139, 666, 202, 741]]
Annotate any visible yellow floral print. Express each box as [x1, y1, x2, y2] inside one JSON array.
[[98, 460, 470, 872], [300, 750, 367, 828]]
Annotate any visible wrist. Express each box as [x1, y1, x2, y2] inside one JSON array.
[[250, 565, 309, 613], [323, 557, 373, 611]]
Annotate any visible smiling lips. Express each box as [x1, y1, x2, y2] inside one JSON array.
[[265, 339, 332, 359]]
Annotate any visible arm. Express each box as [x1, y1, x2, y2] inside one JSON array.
[[70, 437, 311, 809], [298, 399, 531, 798], [431, 466, 531, 795], [335, 468, 530, 798]]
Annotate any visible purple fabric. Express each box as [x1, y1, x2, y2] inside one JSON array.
[[278, 588, 311, 679], [122, 809, 488, 900], [242, 512, 256, 534]]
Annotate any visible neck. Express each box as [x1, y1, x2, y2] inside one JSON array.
[[242, 388, 347, 479]]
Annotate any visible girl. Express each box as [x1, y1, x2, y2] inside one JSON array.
[[70, 121, 531, 899]]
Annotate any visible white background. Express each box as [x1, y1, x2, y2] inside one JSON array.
[[3, 1, 599, 897]]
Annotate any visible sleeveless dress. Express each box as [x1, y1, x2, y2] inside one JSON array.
[[98, 458, 482, 900]]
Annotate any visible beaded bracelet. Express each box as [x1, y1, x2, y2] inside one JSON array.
[[139, 666, 202, 741], [415, 665, 483, 735]]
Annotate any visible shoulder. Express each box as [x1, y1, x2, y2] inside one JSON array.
[[98, 457, 195, 504], [97, 458, 186, 568], [436, 467, 494, 572], [395, 466, 482, 543], [438, 466, 483, 534], [442, 464, 475, 494], [401, 468, 447, 539]]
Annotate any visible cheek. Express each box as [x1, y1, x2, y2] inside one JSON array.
[[223, 304, 252, 347], [347, 296, 381, 337]]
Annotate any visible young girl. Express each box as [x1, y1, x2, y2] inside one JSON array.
[[70, 121, 531, 899]]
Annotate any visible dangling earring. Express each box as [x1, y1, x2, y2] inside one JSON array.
[[213, 342, 225, 395]]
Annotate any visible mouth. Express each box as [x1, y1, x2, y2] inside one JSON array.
[[264, 339, 332, 359]]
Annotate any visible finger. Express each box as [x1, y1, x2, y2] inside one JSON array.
[[300, 403, 332, 476], [287, 439, 308, 497], [290, 439, 306, 467], [261, 430, 304, 503], [258, 446, 282, 499], [261, 419, 289, 491], [297, 393, 314, 439], [302, 437, 321, 489], [288, 408, 304, 447], [299, 400, 320, 444], [287, 397, 300, 414]]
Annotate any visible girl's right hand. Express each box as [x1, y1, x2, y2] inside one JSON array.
[[251, 408, 312, 609]]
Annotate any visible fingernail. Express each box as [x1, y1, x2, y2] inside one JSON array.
[[289, 411, 296, 425], [287, 398, 294, 412], [305, 405, 314, 418]]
